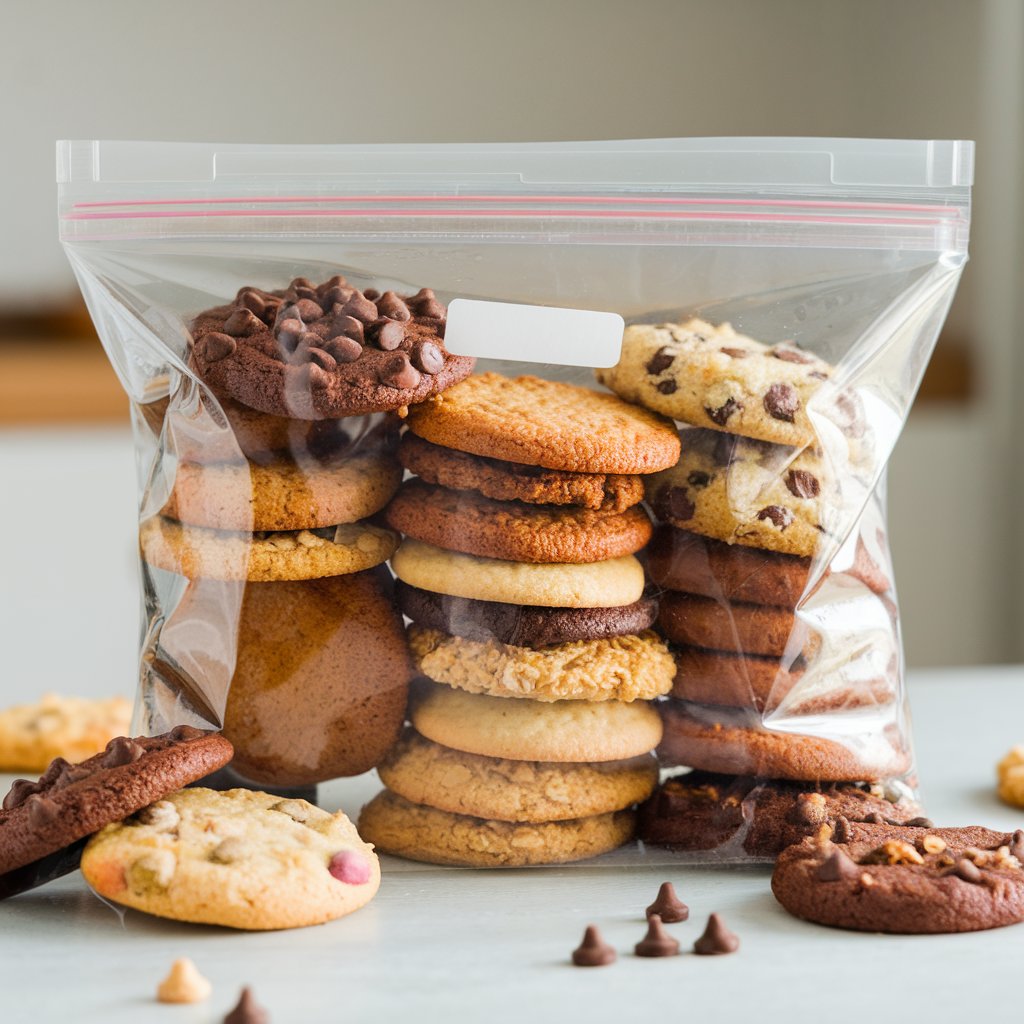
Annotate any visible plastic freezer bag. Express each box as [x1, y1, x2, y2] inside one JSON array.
[[57, 138, 972, 866]]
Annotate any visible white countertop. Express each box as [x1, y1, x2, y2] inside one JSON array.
[[2, 427, 1022, 1022]]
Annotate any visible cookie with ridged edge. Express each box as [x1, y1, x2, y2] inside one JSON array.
[[385, 479, 652, 564], [657, 700, 910, 783], [772, 822, 1024, 933], [647, 429, 843, 558], [379, 728, 659, 823], [670, 645, 895, 715], [406, 372, 681, 475], [391, 539, 644, 608], [0, 694, 132, 773], [395, 581, 658, 647], [411, 684, 663, 763], [596, 319, 853, 449], [0, 727, 232, 896], [408, 625, 674, 702], [638, 771, 922, 857], [398, 432, 645, 512], [658, 591, 817, 659], [358, 789, 636, 867], [81, 788, 379, 930], [190, 277, 475, 419], [647, 526, 889, 609], [164, 450, 402, 532], [141, 516, 397, 582]]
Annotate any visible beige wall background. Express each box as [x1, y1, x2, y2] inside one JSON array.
[[3, 0, 1022, 667]]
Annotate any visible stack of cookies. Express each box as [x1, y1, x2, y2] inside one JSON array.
[[358, 372, 681, 866], [140, 274, 475, 789], [597, 319, 911, 853]]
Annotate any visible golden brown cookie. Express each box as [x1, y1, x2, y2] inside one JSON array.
[[410, 684, 663, 762], [159, 569, 412, 786], [81, 788, 380, 930], [408, 626, 674, 702], [390, 540, 645, 608], [378, 729, 658, 822], [406, 372, 681, 475], [385, 480, 652, 564], [596, 319, 844, 448], [358, 789, 635, 867], [163, 451, 402, 532], [997, 747, 1024, 809], [398, 433, 645, 512], [657, 701, 910, 782], [141, 517, 397, 582], [0, 695, 133, 773]]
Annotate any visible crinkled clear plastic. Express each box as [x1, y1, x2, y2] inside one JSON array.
[[58, 138, 972, 866]]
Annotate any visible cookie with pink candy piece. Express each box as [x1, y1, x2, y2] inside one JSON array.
[[80, 788, 379, 930]]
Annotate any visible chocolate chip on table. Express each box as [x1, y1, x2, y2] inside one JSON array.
[[763, 382, 799, 422], [705, 397, 741, 426], [377, 320, 406, 351], [646, 881, 689, 923], [757, 505, 794, 529], [816, 848, 860, 882], [378, 352, 421, 390], [645, 347, 675, 375], [413, 341, 445, 374], [198, 333, 237, 363], [571, 925, 616, 967], [223, 986, 269, 1024], [786, 469, 820, 499], [693, 913, 740, 955], [223, 309, 262, 338], [634, 914, 680, 957]]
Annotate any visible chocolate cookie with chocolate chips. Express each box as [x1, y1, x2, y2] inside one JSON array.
[[638, 772, 924, 858], [772, 822, 1024, 933], [190, 276, 475, 418], [0, 727, 233, 898]]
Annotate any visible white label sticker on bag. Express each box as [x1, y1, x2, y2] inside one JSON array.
[[443, 299, 624, 368]]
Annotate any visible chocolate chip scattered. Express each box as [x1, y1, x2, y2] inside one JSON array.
[[634, 914, 680, 957], [377, 320, 406, 351], [763, 383, 799, 422], [307, 347, 337, 372], [693, 913, 740, 955], [953, 858, 983, 884], [223, 309, 262, 338], [340, 292, 378, 324], [655, 486, 695, 523], [719, 347, 749, 359], [816, 848, 861, 882], [3, 778, 39, 811], [773, 346, 813, 364], [103, 736, 145, 768], [705, 397, 742, 426], [317, 275, 347, 296], [223, 986, 269, 1024], [331, 314, 365, 343], [757, 505, 793, 529], [412, 341, 445, 374], [294, 298, 324, 322], [25, 794, 60, 828], [378, 352, 421, 390], [411, 288, 446, 319], [322, 285, 354, 308], [645, 348, 675, 375], [324, 336, 363, 364], [363, 288, 381, 300], [786, 469, 820, 499], [645, 882, 689, 923], [571, 925, 616, 967], [376, 291, 412, 322], [198, 333, 237, 363], [656, 380, 678, 395], [237, 290, 266, 317], [687, 470, 711, 488]]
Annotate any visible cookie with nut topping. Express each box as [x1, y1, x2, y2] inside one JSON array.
[[80, 788, 379, 930], [0, 726, 232, 899], [596, 318, 857, 449], [772, 821, 1024, 932], [190, 276, 475, 418]]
